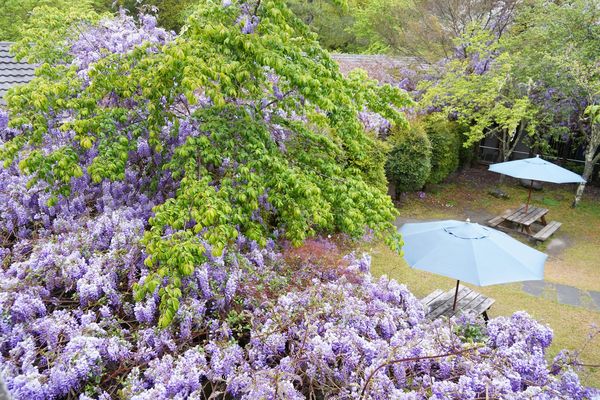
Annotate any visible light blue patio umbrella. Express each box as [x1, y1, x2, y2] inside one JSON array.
[[399, 219, 547, 310], [489, 155, 586, 211]]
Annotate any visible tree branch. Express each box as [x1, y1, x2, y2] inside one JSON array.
[[359, 345, 481, 399]]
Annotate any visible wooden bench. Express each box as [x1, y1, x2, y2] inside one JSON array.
[[421, 286, 495, 321], [488, 210, 512, 228], [487, 215, 505, 228], [532, 221, 562, 242]]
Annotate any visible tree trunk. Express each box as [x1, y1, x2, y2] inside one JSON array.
[[572, 163, 593, 207], [572, 130, 599, 207], [497, 130, 510, 184]]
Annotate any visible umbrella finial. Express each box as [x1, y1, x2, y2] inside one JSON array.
[[466, 218, 471, 223], [535, 154, 540, 158]]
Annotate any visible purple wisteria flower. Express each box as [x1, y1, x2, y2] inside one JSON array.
[[0, 7, 597, 400], [70, 11, 172, 81], [358, 110, 392, 136]]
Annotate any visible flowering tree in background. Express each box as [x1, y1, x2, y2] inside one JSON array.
[[419, 27, 538, 163], [508, 0, 600, 206], [419, 0, 599, 202], [0, 1, 597, 399]]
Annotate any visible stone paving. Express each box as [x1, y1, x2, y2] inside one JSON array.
[[522, 281, 600, 312], [521, 280, 546, 297], [590, 291, 600, 312]]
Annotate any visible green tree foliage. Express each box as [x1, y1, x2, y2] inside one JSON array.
[[351, 0, 519, 60], [108, 0, 198, 32], [385, 122, 432, 194], [9, 3, 105, 64], [0, 0, 112, 42], [423, 115, 462, 184], [286, 0, 363, 52], [419, 28, 538, 163], [508, 0, 600, 206], [4, 0, 411, 326], [0, 0, 198, 42], [352, 0, 449, 58]]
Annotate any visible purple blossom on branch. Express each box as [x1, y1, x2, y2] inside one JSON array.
[[0, 7, 597, 400]]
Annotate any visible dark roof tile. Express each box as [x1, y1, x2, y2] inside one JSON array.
[[0, 48, 419, 106], [0, 42, 36, 106], [331, 53, 424, 84]]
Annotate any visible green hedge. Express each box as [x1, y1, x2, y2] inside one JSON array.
[[423, 115, 462, 184], [385, 123, 432, 194]]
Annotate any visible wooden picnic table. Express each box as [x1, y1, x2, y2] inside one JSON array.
[[488, 204, 561, 241], [504, 204, 548, 235], [421, 286, 495, 321]]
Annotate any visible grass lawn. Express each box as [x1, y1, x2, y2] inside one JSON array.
[[367, 166, 600, 387]]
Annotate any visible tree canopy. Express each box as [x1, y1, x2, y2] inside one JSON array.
[[509, 0, 600, 205], [3, 0, 410, 325], [416, 0, 599, 203]]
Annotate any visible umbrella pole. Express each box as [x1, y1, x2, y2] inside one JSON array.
[[525, 180, 534, 212], [452, 280, 460, 311]]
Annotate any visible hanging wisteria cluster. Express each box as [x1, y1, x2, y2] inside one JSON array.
[[0, 193, 595, 399], [0, 2, 597, 399], [69, 11, 173, 81]]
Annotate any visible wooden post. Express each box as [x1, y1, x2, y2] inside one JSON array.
[[452, 280, 460, 311]]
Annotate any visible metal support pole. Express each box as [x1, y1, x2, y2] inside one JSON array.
[[452, 280, 460, 311]]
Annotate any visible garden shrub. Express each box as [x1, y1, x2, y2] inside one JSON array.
[[385, 122, 432, 194], [423, 114, 462, 183]]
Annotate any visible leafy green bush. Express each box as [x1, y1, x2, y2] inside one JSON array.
[[455, 323, 487, 344], [423, 115, 462, 184], [385, 123, 432, 194]]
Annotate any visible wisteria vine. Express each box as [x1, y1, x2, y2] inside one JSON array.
[[0, 2, 598, 399]]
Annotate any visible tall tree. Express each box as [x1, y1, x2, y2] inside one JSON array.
[[0, 0, 112, 41], [352, 0, 520, 61], [509, 0, 600, 206], [419, 27, 538, 162], [0, 0, 198, 41], [286, 0, 363, 52], [3, 0, 410, 325]]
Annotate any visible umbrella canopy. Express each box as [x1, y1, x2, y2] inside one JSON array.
[[399, 220, 547, 287], [488, 155, 585, 184]]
